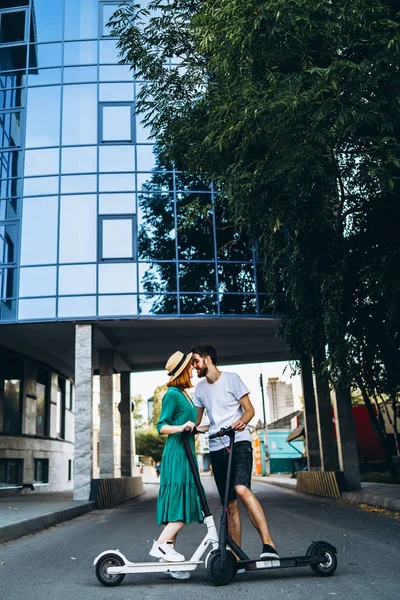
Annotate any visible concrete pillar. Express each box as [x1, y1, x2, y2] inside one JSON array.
[[74, 324, 93, 501], [300, 358, 321, 470], [99, 349, 115, 478], [332, 385, 361, 490], [313, 356, 340, 472], [119, 372, 133, 477]]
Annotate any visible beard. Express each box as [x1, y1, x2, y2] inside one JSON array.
[[197, 365, 208, 378]]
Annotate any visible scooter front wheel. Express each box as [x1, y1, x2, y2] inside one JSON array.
[[207, 550, 237, 586], [96, 553, 126, 586], [310, 544, 337, 577]]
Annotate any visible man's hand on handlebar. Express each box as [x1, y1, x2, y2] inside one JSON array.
[[231, 419, 246, 431]]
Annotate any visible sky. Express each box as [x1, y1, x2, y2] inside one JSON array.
[[131, 360, 303, 425]]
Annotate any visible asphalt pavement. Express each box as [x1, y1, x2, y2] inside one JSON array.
[[1, 475, 399, 600]]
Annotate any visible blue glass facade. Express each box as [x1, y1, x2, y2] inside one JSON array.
[[0, 0, 269, 322]]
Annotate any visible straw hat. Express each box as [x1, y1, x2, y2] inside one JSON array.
[[165, 351, 193, 382]]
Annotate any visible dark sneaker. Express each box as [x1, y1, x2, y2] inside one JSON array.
[[260, 544, 279, 559]]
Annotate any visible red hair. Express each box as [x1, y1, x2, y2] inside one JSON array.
[[167, 363, 193, 390]]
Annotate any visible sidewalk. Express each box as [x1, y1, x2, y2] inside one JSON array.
[[252, 474, 400, 511], [0, 493, 94, 545]]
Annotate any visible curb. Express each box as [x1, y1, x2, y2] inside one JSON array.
[[0, 502, 94, 545], [252, 478, 297, 492], [253, 477, 400, 512], [342, 491, 400, 512]]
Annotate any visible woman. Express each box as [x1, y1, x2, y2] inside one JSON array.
[[149, 351, 206, 577]]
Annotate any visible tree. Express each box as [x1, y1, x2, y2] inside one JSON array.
[[149, 384, 167, 426], [135, 428, 166, 462], [110, 1, 400, 458], [132, 393, 146, 429]]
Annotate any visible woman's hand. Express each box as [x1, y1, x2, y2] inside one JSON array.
[[180, 421, 196, 432]]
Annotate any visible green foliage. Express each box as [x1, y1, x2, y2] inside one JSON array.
[[111, 1, 400, 433], [149, 384, 167, 426], [135, 427, 166, 463], [132, 393, 146, 429]]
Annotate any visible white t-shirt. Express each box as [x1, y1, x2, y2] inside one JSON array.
[[193, 371, 251, 451]]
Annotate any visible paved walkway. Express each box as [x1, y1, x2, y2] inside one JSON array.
[[253, 474, 400, 511], [1, 473, 399, 546], [0, 493, 93, 544]]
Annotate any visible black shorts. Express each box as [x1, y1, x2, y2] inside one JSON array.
[[210, 441, 252, 503]]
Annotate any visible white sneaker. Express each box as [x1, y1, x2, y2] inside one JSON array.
[[149, 540, 185, 562], [168, 571, 191, 580]]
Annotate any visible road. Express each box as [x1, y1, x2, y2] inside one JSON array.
[[1, 476, 399, 600]]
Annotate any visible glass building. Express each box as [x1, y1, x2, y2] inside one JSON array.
[[0, 1, 288, 496]]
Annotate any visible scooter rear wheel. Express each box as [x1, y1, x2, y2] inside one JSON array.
[[310, 545, 337, 577], [96, 553, 126, 586], [207, 550, 237, 586]]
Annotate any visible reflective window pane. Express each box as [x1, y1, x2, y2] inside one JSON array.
[[58, 264, 97, 295], [99, 65, 132, 82], [99, 294, 137, 317], [180, 294, 218, 315], [99, 39, 120, 64], [23, 176, 59, 196], [99, 193, 135, 214], [0, 110, 22, 148], [0, 177, 22, 199], [101, 104, 133, 143], [27, 68, 62, 87], [19, 266, 56, 297], [0, 297, 16, 320], [176, 194, 214, 260], [62, 84, 97, 145], [0, 149, 23, 179], [139, 262, 176, 293], [99, 145, 134, 172], [0, 9, 26, 44], [0, 85, 25, 109], [63, 66, 97, 84], [101, 2, 120, 37], [139, 294, 177, 315], [32, 0, 63, 44], [63, 41, 97, 66], [29, 43, 62, 68], [61, 146, 97, 174], [99, 263, 137, 294], [0, 198, 18, 221], [58, 296, 96, 318], [137, 145, 157, 172], [137, 193, 175, 260], [64, 0, 98, 41], [101, 217, 135, 260], [25, 86, 61, 147], [179, 263, 217, 293], [24, 148, 60, 177], [59, 195, 97, 263], [218, 263, 256, 293], [60, 174, 97, 194], [219, 293, 257, 315], [18, 297, 56, 320], [0, 266, 16, 300], [0, 223, 17, 263], [20, 196, 58, 265], [99, 83, 134, 102], [136, 117, 154, 143], [99, 173, 134, 192]]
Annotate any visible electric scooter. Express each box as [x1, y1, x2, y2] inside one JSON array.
[[206, 426, 338, 586], [93, 430, 219, 586]]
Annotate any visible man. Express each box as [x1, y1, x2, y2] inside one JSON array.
[[191, 344, 279, 559]]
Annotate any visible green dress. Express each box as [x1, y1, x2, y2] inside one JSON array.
[[156, 386, 204, 525]]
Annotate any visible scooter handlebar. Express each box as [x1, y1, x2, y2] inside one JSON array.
[[182, 426, 198, 434], [208, 426, 235, 440]]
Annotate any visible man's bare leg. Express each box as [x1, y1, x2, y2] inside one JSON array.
[[235, 485, 275, 547], [227, 499, 241, 547]]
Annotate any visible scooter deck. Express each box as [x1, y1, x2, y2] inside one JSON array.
[[238, 553, 329, 571], [107, 560, 202, 575]]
